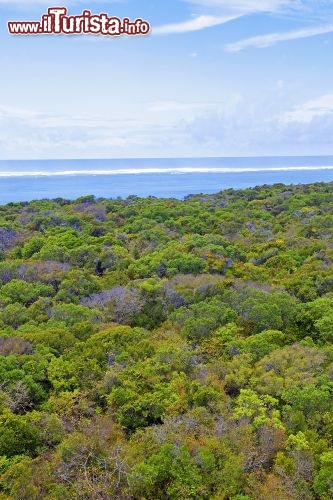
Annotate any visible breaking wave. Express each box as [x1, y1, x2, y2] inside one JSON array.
[[0, 166, 333, 177]]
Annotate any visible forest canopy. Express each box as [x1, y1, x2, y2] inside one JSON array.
[[0, 181, 332, 499]]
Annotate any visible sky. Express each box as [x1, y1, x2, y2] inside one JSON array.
[[1, 0, 333, 159]]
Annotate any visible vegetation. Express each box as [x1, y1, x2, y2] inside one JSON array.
[[0, 181, 332, 499]]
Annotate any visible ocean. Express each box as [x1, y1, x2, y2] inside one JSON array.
[[0, 156, 332, 203]]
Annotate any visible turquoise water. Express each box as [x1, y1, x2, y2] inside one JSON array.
[[0, 156, 332, 203]]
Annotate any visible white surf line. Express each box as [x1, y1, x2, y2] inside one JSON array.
[[0, 166, 333, 177]]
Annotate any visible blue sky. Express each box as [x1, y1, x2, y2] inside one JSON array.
[[1, 0, 333, 159]]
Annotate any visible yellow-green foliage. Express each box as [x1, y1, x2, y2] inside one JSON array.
[[0, 182, 332, 499]]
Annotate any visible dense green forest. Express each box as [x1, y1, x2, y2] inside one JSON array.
[[0, 181, 332, 499]]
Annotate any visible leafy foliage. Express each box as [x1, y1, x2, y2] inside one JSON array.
[[0, 182, 332, 498]]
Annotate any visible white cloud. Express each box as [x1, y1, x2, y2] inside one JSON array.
[[0, 102, 192, 158], [226, 23, 333, 52], [184, 0, 333, 19], [182, 93, 333, 156], [0, 105, 40, 122], [153, 0, 292, 35], [0, 104, 142, 129], [155, 0, 333, 47], [148, 100, 210, 112], [184, 0, 290, 14], [2, 94, 333, 159], [281, 94, 333, 124], [153, 14, 238, 35]]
